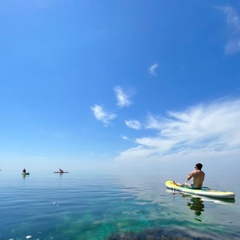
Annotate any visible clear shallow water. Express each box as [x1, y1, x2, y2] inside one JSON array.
[[0, 171, 239, 240]]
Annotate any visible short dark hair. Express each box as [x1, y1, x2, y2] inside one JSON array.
[[196, 163, 203, 170]]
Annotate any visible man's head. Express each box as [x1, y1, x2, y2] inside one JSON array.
[[195, 163, 203, 170]]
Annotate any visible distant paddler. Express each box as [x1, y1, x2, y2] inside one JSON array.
[[54, 168, 68, 173], [22, 168, 30, 175]]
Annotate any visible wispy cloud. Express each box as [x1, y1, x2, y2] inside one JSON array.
[[223, 6, 240, 31], [221, 6, 240, 54], [125, 120, 141, 130], [114, 86, 132, 108], [149, 63, 158, 76], [115, 98, 240, 162], [225, 38, 240, 54], [121, 135, 130, 141], [91, 104, 116, 125]]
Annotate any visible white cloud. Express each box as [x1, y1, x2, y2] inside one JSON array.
[[114, 86, 132, 108], [114, 98, 240, 162], [221, 6, 240, 54], [223, 6, 240, 31], [125, 120, 141, 130], [91, 104, 116, 125], [225, 39, 240, 54], [121, 135, 129, 141], [149, 63, 158, 76]]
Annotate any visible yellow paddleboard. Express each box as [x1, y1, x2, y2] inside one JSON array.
[[165, 180, 235, 199]]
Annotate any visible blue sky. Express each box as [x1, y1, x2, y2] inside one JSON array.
[[0, 0, 240, 172]]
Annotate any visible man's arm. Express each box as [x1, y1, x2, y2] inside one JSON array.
[[185, 171, 194, 183]]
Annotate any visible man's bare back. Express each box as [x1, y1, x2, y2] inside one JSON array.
[[173, 163, 205, 189]]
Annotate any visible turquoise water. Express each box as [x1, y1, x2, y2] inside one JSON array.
[[0, 171, 239, 240]]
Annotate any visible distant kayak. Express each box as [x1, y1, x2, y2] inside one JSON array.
[[54, 172, 69, 173], [22, 172, 30, 175], [165, 180, 235, 199]]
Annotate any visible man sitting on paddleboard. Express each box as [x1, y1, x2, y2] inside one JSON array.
[[173, 163, 205, 189]]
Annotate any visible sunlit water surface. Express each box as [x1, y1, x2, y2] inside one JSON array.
[[0, 171, 239, 240]]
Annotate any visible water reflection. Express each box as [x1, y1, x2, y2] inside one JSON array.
[[186, 197, 204, 216], [167, 189, 235, 222], [22, 174, 30, 180], [58, 173, 64, 178], [184, 195, 235, 222]]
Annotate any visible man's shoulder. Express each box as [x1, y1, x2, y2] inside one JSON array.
[[193, 170, 204, 175], [197, 170, 205, 176]]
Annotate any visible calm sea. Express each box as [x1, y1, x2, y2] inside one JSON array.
[[0, 170, 239, 240]]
